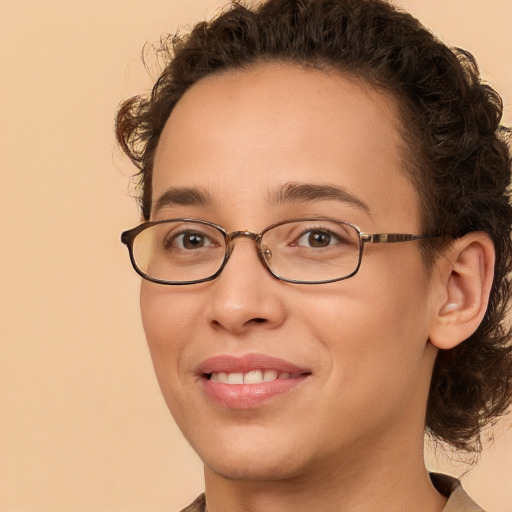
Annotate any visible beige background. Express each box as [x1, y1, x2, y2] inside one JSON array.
[[1, 1, 511, 511]]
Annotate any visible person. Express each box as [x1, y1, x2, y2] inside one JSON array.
[[116, 0, 512, 510]]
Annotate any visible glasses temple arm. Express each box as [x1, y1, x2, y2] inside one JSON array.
[[362, 233, 439, 243]]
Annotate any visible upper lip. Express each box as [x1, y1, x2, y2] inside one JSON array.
[[197, 353, 311, 376]]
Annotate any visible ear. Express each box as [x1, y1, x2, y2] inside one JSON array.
[[429, 232, 495, 350]]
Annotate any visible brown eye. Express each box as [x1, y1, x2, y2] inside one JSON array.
[[297, 230, 336, 248], [168, 231, 213, 250], [308, 231, 331, 247], [182, 233, 206, 249]]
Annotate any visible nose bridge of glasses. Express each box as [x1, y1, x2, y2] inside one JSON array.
[[226, 230, 261, 244], [225, 230, 271, 265]]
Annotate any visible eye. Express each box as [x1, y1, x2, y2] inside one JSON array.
[[296, 229, 339, 248], [167, 231, 217, 250]]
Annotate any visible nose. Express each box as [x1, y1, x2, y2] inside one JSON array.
[[204, 237, 287, 335]]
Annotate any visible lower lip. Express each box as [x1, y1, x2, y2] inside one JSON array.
[[201, 376, 309, 409]]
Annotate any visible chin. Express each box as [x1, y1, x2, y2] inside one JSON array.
[[204, 453, 307, 483], [191, 425, 313, 482]]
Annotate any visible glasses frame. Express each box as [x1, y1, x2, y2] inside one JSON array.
[[121, 217, 438, 285]]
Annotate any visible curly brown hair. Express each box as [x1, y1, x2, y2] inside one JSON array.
[[116, 0, 512, 452]]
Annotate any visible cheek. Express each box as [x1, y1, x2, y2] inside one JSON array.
[[139, 283, 211, 431], [298, 257, 431, 411], [301, 289, 426, 371], [139, 283, 199, 385], [140, 281, 200, 342]]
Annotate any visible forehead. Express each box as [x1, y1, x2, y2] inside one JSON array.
[[152, 63, 420, 230]]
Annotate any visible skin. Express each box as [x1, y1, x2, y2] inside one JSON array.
[[139, 63, 492, 512]]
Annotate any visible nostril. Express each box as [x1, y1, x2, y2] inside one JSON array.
[[252, 318, 266, 323]]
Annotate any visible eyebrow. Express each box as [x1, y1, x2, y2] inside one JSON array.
[[153, 186, 213, 213], [152, 182, 371, 216], [267, 182, 371, 214]]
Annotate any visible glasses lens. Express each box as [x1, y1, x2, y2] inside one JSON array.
[[131, 220, 226, 283], [261, 220, 361, 282]]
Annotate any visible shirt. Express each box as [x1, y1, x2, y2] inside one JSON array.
[[178, 474, 485, 512]]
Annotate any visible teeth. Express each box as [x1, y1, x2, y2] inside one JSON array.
[[209, 369, 299, 384], [263, 369, 278, 381], [227, 372, 244, 384], [244, 370, 263, 384], [210, 372, 228, 383]]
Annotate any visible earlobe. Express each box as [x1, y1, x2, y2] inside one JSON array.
[[429, 233, 495, 350]]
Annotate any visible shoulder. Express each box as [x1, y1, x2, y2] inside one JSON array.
[[178, 493, 206, 512], [431, 473, 486, 512]]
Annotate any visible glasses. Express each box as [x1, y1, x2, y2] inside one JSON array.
[[121, 217, 437, 285]]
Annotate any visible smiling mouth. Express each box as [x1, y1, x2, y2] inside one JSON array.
[[206, 369, 307, 384], [198, 354, 312, 408]]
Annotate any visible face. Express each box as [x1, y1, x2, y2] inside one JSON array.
[[141, 64, 438, 482]]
